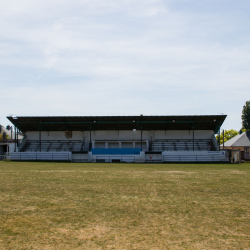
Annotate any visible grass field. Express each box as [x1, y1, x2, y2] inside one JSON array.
[[0, 161, 250, 250]]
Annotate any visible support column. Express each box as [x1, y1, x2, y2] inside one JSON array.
[[105, 142, 108, 149], [14, 126, 16, 152], [17, 128, 20, 147], [223, 129, 224, 150], [119, 142, 122, 148], [141, 123, 142, 151], [39, 122, 41, 152], [218, 124, 220, 151], [89, 123, 92, 151], [193, 122, 194, 151]]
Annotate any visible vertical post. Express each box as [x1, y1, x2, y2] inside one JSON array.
[[218, 122, 220, 151], [218, 128, 220, 151], [193, 122, 194, 151], [17, 128, 19, 147], [14, 126, 16, 152], [39, 122, 41, 152], [223, 129, 224, 150], [89, 123, 92, 151], [141, 123, 142, 151]]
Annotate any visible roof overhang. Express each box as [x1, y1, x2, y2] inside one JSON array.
[[7, 115, 227, 133]]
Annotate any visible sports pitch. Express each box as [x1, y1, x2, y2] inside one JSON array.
[[0, 161, 250, 249]]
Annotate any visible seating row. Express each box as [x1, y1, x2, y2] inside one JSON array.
[[20, 140, 85, 152], [151, 140, 212, 151]]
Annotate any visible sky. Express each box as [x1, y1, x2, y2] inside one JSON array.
[[0, 0, 250, 131]]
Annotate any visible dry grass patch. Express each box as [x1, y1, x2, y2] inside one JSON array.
[[0, 162, 250, 249]]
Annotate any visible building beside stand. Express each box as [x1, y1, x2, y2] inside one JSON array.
[[6, 115, 228, 163], [221, 131, 250, 162], [0, 124, 23, 160]]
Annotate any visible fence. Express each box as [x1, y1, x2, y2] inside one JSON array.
[[10, 152, 71, 161], [163, 155, 229, 162]]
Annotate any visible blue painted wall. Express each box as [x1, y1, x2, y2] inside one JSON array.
[[91, 148, 141, 155]]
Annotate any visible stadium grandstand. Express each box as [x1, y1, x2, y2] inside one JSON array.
[[6, 115, 228, 162]]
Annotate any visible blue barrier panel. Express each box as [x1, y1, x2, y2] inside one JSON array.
[[91, 148, 141, 155]]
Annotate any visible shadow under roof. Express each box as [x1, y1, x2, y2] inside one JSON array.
[[7, 115, 227, 133]]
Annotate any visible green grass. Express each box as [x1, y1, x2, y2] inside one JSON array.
[[0, 161, 250, 249]]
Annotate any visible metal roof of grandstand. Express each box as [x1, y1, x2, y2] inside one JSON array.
[[7, 115, 227, 133]]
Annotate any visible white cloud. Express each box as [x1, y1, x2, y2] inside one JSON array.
[[0, 0, 250, 130]]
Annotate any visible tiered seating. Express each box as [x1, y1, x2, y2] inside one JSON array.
[[186, 141, 198, 151], [151, 139, 212, 151], [197, 141, 211, 151], [20, 140, 85, 152], [24, 141, 40, 152]]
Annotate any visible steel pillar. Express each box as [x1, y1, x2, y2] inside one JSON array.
[[193, 123, 194, 151], [89, 123, 92, 151], [17, 128, 19, 147], [141, 123, 142, 150], [223, 129, 224, 150], [14, 126, 16, 152], [39, 122, 41, 152], [218, 128, 220, 151]]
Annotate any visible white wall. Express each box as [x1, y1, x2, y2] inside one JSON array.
[[145, 153, 162, 161], [9, 143, 15, 153], [88, 151, 145, 163], [26, 131, 86, 141], [72, 153, 88, 161], [91, 130, 144, 140], [154, 130, 214, 140], [25, 130, 214, 142]]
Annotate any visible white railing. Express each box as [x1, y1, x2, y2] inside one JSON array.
[[163, 155, 228, 162], [10, 152, 72, 161]]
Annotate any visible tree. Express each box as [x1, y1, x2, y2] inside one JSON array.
[[0, 133, 10, 141], [216, 129, 239, 145], [242, 101, 250, 130]]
